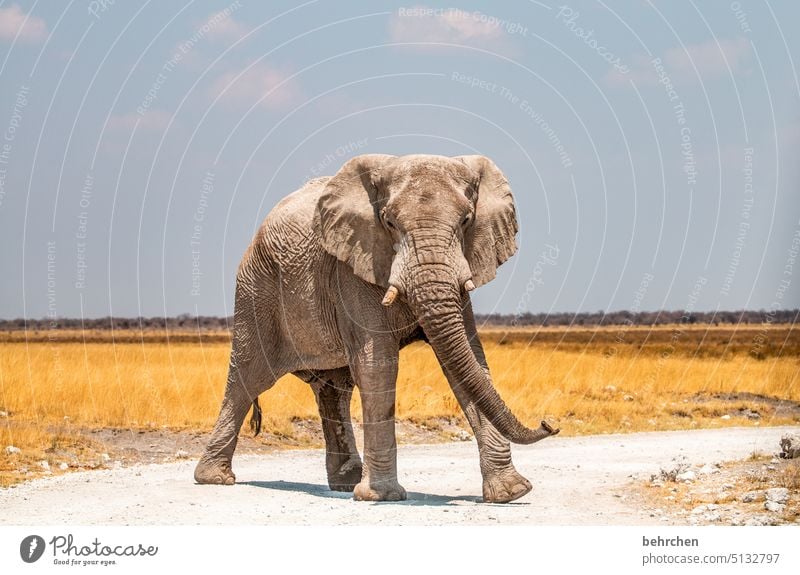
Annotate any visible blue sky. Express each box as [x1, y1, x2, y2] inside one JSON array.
[[0, 0, 798, 319]]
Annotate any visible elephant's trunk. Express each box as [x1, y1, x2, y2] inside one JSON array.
[[405, 256, 558, 445]]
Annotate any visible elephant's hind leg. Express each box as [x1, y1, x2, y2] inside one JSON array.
[[307, 369, 362, 492], [195, 354, 281, 485]]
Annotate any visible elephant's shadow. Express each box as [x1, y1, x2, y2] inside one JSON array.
[[240, 480, 526, 506]]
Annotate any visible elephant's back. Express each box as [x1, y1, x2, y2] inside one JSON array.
[[237, 178, 329, 280], [252, 177, 330, 263], [265, 177, 330, 235]]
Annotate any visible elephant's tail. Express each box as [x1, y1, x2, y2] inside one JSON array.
[[248, 397, 262, 436]]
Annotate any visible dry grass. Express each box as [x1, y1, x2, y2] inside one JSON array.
[[777, 459, 800, 491], [1, 324, 798, 485], [641, 455, 800, 525], [0, 423, 105, 486]]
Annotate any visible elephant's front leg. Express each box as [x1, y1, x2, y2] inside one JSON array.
[[448, 299, 533, 503], [310, 369, 363, 492], [459, 401, 532, 503], [349, 343, 406, 502]]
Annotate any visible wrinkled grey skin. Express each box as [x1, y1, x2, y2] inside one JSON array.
[[194, 154, 559, 502]]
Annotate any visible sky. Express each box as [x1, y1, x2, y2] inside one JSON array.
[[0, 0, 798, 320]]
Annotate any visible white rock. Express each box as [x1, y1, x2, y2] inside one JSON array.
[[740, 490, 765, 503], [765, 501, 785, 513], [58, 462, 69, 471], [5, 445, 20, 455], [623, 394, 634, 402], [720, 414, 731, 420], [691, 505, 707, 514], [604, 385, 617, 393], [765, 487, 789, 504], [745, 515, 775, 526], [676, 470, 697, 483], [175, 449, 190, 459], [38, 460, 50, 471], [780, 433, 800, 459], [100, 453, 111, 462], [698, 464, 719, 476], [0, 410, 8, 417]]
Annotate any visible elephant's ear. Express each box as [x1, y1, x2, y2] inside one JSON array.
[[315, 154, 396, 287], [456, 155, 519, 288]]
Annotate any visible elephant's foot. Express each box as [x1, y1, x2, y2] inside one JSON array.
[[353, 477, 407, 502], [194, 457, 236, 485], [482, 468, 532, 503], [327, 456, 363, 492]]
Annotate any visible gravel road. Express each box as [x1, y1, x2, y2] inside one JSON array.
[[1, 426, 794, 525]]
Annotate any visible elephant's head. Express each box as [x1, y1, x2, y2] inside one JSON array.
[[316, 154, 557, 445]]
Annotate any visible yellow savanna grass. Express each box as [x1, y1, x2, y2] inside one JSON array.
[[1, 326, 798, 454]]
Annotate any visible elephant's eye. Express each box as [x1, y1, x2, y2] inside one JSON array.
[[461, 214, 472, 228]]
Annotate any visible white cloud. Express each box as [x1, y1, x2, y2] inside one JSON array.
[[210, 63, 301, 110], [0, 4, 48, 43], [605, 54, 657, 87], [166, 11, 250, 72], [388, 6, 520, 52], [108, 110, 172, 133], [607, 37, 752, 88], [203, 14, 250, 42], [663, 37, 752, 80]]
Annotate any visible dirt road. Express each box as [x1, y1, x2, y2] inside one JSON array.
[[1, 426, 794, 525]]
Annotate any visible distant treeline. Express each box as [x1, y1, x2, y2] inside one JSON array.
[[478, 309, 799, 327], [2, 309, 797, 331]]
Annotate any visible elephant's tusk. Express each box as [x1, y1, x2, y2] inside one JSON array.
[[381, 285, 399, 306], [464, 279, 476, 292]]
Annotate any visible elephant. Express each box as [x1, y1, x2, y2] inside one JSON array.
[[194, 154, 559, 503]]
